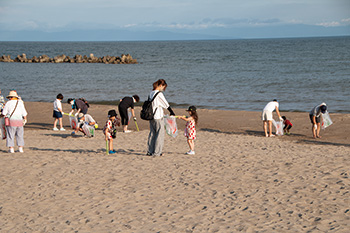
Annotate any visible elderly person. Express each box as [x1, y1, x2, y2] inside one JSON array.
[[1, 90, 27, 153], [147, 79, 175, 157]]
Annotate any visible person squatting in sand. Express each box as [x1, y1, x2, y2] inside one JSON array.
[[72, 113, 97, 137], [53, 93, 66, 131], [177, 106, 198, 155], [309, 102, 327, 139], [118, 95, 140, 133], [261, 99, 282, 137], [1, 90, 27, 153], [146, 79, 175, 157], [282, 116, 293, 135], [103, 110, 120, 154]]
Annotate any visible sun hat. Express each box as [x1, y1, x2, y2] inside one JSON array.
[[186, 106, 197, 112], [78, 113, 85, 119], [108, 110, 117, 117], [7, 90, 19, 99]]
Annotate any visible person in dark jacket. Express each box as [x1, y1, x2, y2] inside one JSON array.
[[118, 95, 140, 133]]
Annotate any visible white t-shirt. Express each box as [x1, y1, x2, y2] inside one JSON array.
[[53, 99, 62, 112], [263, 101, 279, 112], [149, 90, 170, 120], [2, 99, 27, 120], [84, 114, 95, 124]]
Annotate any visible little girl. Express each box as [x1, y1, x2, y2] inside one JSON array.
[[103, 110, 120, 154], [178, 106, 198, 155]]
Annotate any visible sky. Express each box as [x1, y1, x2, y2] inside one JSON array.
[[0, 0, 349, 40]]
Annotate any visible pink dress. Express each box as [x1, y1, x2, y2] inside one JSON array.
[[184, 119, 196, 140]]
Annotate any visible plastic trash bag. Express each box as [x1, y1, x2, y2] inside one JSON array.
[[164, 115, 178, 138], [82, 122, 95, 137], [272, 119, 284, 136], [69, 115, 78, 129], [321, 112, 333, 129], [0, 117, 6, 140]]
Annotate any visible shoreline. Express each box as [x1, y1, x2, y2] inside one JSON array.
[[24, 101, 350, 147]]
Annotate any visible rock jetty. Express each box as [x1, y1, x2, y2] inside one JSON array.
[[0, 53, 138, 64]]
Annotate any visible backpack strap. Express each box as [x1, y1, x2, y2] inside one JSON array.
[[149, 91, 161, 116], [149, 91, 161, 102]]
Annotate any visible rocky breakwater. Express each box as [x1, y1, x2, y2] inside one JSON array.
[[0, 53, 138, 64]]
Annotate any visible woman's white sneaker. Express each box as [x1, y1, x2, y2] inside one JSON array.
[[19, 147, 24, 153], [186, 150, 195, 155]]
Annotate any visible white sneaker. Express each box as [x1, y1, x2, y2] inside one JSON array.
[[60, 128, 66, 131], [9, 148, 14, 153], [53, 127, 59, 131], [124, 130, 132, 133], [186, 150, 195, 155], [19, 147, 24, 153]]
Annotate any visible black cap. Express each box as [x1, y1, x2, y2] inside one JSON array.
[[186, 106, 197, 112], [320, 105, 327, 113], [108, 109, 117, 117]]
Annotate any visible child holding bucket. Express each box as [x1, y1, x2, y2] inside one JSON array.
[[177, 106, 198, 155], [103, 110, 120, 154]]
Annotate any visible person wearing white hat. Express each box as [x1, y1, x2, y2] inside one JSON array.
[[1, 90, 28, 153]]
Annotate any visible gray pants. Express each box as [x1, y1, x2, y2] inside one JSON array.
[[147, 118, 164, 156], [6, 126, 24, 147]]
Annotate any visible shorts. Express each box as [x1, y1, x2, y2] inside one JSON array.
[[53, 110, 62, 119], [309, 114, 321, 124], [284, 125, 292, 130], [261, 110, 273, 121]]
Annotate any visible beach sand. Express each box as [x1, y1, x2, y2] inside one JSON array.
[[0, 102, 349, 232]]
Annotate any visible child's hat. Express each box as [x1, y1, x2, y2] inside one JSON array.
[[186, 106, 196, 112], [108, 110, 117, 117]]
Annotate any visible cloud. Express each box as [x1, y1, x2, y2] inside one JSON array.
[[341, 18, 350, 24], [122, 17, 284, 30]]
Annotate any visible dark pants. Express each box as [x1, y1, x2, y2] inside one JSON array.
[[118, 106, 129, 125]]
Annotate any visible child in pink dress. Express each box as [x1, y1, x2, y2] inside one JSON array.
[[103, 110, 120, 154], [178, 106, 198, 155]]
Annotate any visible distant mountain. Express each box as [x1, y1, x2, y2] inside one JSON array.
[[0, 24, 349, 41]]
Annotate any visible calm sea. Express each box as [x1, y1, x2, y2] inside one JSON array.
[[1, 37, 349, 113]]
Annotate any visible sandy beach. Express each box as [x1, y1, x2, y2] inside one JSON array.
[[0, 102, 349, 232]]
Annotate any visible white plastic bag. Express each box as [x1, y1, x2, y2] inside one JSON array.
[[164, 115, 178, 138], [69, 115, 78, 129], [272, 119, 284, 136], [321, 112, 333, 129], [82, 122, 95, 137], [0, 117, 6, 140]]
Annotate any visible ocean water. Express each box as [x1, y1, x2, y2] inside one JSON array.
[[0, 37, 349, 113]]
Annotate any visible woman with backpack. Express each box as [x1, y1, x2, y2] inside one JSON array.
[[146, 79, 175, 157]]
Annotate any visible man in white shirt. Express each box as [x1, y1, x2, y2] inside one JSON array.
[[261, 99, 282, 137]]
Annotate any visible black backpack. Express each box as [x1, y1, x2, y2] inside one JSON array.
[[140, 92, 161, 120]]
